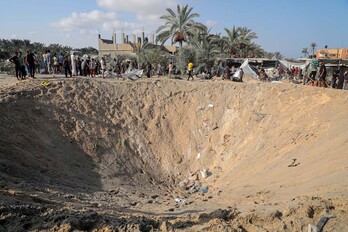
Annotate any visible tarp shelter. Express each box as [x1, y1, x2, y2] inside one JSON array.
[[233, 59, 258, 79], [278, 60, 306, 70]]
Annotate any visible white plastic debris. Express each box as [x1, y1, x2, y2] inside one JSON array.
[[200, 169, 208, 179], [207, 104, 214, 108], [196, 153, 201, 159], [175, 198, 188, 204]]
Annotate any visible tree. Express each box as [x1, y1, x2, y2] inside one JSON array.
[[274, 52, 283, 60], [237, 27, 257, 58], [10, 39, 23, 53], [127, 40, 158, 67], [188, 29, 221, 72], [223, 26, 239, 58], [246, 43, 266, 58], [310, 42, 317, 56], [32, 42, 46, 53], [156, 4, 207, 47], [222, 26, 258, 58], [22, 39, 32, 51], [301, 48, 309, 58]]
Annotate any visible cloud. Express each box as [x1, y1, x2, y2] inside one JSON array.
[[51, 0, 185, 43], [205, 20, 218, 29], [51, 10, 118, 31], [96, 0, 178, 15]]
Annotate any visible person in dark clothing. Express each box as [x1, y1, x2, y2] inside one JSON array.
[[318, 60, 327, 87], [146, 62, 152, 78], [337, 68, 345, 89], [332, 70, 339, 88], [25, 50, 36, 78], [18, 52, 26, 79], [9, 51, 20, 80], [63, 56, 72, 78], [77, 58, 82, 76]]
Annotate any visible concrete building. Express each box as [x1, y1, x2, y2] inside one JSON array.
[[98, 33, 176, 59], [316, 48, 348, 59]]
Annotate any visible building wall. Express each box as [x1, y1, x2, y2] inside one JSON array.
[[98, 33, 176, 59], [316, 48, 348, 59]]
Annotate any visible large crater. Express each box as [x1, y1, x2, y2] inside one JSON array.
[[0, 78, 347, 231]]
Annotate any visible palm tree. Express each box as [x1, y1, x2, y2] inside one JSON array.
[[310, 42, 317, 56], [188, 28, 220, 72], [301, 48, 309, 58], [246, 43, 265, 58], [47, 43, 63, 55], [32, 42, 46, 53], [23, 39, 32, 51], [223, 26, 239, 58], [156, 4, 207, 47], [10, 39, 23, 52], [237, 27, 257, 58], [127, 40, 157, 67]]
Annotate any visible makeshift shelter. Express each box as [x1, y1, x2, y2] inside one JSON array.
[[278, 59, 306, 70], [233, 59, 258, 79]]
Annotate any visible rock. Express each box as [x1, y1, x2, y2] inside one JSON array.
[[268, 209, 282, 220], [129, 202, 138, 206]]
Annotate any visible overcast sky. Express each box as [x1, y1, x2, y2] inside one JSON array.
[[1, 0, 348, 58]]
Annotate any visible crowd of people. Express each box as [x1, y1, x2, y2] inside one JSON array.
[[257, 58, 348, 90], [7, 51, 348, 89], [8, 50, 109, 79]]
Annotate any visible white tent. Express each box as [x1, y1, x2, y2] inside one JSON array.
[[233, 59, 258, 79]]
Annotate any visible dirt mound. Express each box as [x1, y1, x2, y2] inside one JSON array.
[[0, 77, 347, 231]]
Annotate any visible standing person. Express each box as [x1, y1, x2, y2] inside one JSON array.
[[18, 52, 26, 79], [157, 63, 162, 77], [9, 51, 20, 80], [46, 50, 52, 74], [309, 56, 319, 85], [77, 58, 82, 76], [63, 56, 72, 78], [332, 70, 339, 88], [318, 60, 327, 87], [100, 57, 106, 79], [81, 59, 87, 76], [42, 51, 48, 74], [168, 62, 173, 79], [337, 68, 345, 89], [25, 50, 36, 78], [187, 60, 194, 80], [89, 58, 96, 77], [58, 53, 64, 73], [53, 52, 59, 75], [71, 52, 77, 76], [146, 62, 152, 78], [343, 71, 348, 90], [224, 65, 231, 80]]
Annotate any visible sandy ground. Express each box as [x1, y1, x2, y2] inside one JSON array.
[[0, 73, 347, 231]]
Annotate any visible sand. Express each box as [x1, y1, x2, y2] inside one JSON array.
[[0, 73, 347, 231]]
